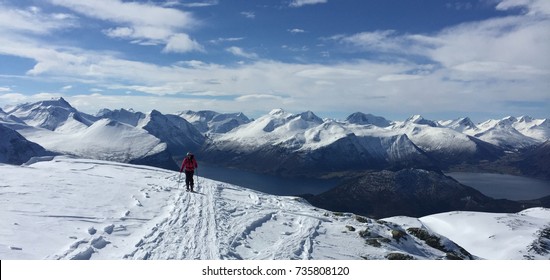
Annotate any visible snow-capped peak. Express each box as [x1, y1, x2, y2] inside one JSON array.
[[296, 110, 323, 123], [269, 108, 288, 116], [33, 97, 73, 111], [346, 112, 391, 127], [97, 108, 146, 127], [4, 97, 98, 131], [518, 115, 534, 123], [404, 115, 437, 127], [497, 116, 518, 127], [439, 117, 478, 133], [178, 110, 250, 134]]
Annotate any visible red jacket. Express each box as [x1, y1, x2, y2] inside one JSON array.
[[180, 156, 198, 172]]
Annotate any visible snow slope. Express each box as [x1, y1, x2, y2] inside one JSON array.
[[2, 156, 548, 260], [385, 208, 550, 260], [98, 108, 205, 156], [420, 209, 550, 260], [16, 119, 166, 163], [472, 116, 542, 149], [513, 116, 550, 143], [2, 156, 481, 260]]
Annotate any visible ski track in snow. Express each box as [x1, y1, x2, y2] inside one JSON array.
[[126, 178, 325, 260], [127, 179, 220, 260]]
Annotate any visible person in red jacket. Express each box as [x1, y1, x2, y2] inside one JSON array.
[[180, 152, 198, 192]]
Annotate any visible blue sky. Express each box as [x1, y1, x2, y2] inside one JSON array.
[[0, 0, 549, 121]]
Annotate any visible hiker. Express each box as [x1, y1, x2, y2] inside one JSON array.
[[180, 152, 198, 192]]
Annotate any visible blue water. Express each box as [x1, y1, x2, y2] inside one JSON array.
[[447, 172, 550, 201], [196, 163, 338, 196], [195, 163, 550, 200]]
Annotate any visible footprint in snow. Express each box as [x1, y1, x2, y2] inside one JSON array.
[[104, 224, 115, 234], [70, 247, 94, 260], [91, 236, 110, 249]]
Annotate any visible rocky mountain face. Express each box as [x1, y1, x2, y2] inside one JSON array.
[[140, 110, 205, 157], [516, 141, 550, 180], [0, 124, 53, 165]]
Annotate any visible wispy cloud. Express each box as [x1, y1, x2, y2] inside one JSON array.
[[209, 37, 245, 44], [332, 9, 550, 81], [289, 0, 328, 8], [61, 85, 73, 91], [288, 28, 306, 34], [445, 2, 473, 11], [0, 4, 77, 34], [496, 0, 550, 15], [226, 46, 259, 59], [240, 11, 256, 19], [48, 0, 203, 52], [179, 0, 219, 8]]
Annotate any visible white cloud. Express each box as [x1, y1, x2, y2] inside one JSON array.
[[289, 0, 328, 8], [333, 12, 550, 82], [103, 27, 135, 38], [289, 28, 306, 34], [226, 46, 259, 59], [377, 74, 423, 82], [209, 37, 245, 44], [0, 0, 548, 119], [61, 85, 73, 91], [235, 94, 287, 102], [0, 4, 77, 34], [0, 87, 12, 92], [48, 0, 196, 28], [163, 33, 204, 53], [179, 1, 219, 8], [0, 93, 29, 105], [496, 0, 550, 16], [48, 0, 202, 52]]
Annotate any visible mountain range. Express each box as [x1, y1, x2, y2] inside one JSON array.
[[2, 98, 548, 173], [1, 99, 549, 210]]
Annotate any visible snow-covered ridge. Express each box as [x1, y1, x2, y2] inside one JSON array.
[[178, 110, 251, 134], [1, 157, 547, 260], [2, 98, 548, 174]]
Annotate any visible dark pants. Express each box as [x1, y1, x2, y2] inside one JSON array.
[[185, 170, 194, 190]]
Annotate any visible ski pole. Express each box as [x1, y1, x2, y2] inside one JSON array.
[[177, 172, 182, 189]]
